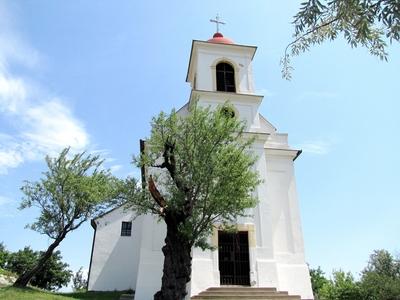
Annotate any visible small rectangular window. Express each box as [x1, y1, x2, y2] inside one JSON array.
[[121, 221, 132, 236]]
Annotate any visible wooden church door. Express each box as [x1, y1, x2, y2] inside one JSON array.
[[218, 231, 250, 285]]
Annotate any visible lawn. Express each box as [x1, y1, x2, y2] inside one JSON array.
[[0, 287, 127, 300]]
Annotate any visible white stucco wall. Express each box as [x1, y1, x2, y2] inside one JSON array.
[[88, 206, 142, 291], [133, 215, 166, 299], [263, 149, 313, 299], [193, 90, 263, 133]]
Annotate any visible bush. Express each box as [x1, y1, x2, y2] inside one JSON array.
[[310, 250, 400, 300], [359, 249, 400, 300], [0, 242, 9, 269], [319, 270, 362, 300], [72, 267, 87, 292], [5, 246, 72, 290], [6, 247, 37, 275], [309, 266, 329, 299]]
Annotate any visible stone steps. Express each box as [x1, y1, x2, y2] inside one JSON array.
[[191, 287, 301, 300], [207, 287, 279, 292]]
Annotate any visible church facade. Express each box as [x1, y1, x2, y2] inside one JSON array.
[[87, 32, 314, 300]]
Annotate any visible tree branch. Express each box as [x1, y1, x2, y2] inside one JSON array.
[[148, 175, 167, 208], [285, 16, 340, 57]]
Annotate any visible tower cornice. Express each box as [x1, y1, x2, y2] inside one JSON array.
[[186, 40, 257, 83], [189, 89, 263, 106]]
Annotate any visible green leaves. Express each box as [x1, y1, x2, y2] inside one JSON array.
[[19, 147, 124, 239], [310, 249, 400, 299], [72, 267, 88, 292], [282, 0, 399, 79], [130, 103, 260, 249], [360, 249, 400, 299], [14, 148, 133, 288], [6, 247, 72, 291], [319, 270, 362, 299]]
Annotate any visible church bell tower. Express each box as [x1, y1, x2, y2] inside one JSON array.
[[186, 30, 266, 134], [186, 24, 314, 300]]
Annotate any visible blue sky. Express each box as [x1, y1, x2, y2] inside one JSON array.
[[0, 0, 399, 286]]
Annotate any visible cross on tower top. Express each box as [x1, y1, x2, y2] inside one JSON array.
[[210, 14, 225, 33]]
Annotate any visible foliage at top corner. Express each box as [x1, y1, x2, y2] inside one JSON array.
[[127, 103, 261, 249], [282, 0, 400, 79]]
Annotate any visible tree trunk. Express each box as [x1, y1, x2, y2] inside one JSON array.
[[13, 232, 65, 288], [154, 212, 192, 300]]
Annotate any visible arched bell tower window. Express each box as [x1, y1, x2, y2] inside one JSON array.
[[216, 62, 236, 92]]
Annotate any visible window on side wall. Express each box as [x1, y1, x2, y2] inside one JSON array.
[[121, 221, 132, 236]]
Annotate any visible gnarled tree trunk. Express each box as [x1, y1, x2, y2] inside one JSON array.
[[154, 212, 192, 300]]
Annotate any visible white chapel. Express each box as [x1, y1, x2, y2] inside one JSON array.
[[87, 29, 314, 300]]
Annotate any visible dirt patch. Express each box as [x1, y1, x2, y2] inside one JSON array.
[[0, 274, 16, 287]]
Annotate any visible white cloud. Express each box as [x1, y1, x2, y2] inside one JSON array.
[[0, 2, 40, 71], [23, 100, 89, 154], [0, 77, 90, 174], [0, 147, 24, 174], [0, 3, 90, 174], [0, 74, 27, 113], [295, 140, 331, 155]]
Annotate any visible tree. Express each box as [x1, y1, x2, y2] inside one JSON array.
[[282, 0, 400, 79], [6, 247, 37, 276], [127, 103, 260, 300], [72, 267, 88, 292], [359, 249, 400, 299], [319, 270, 362, 300], [310, 266, 329, 299], [13, 148, 123, 288], [31, 250, 72, 291], [6, 247, 72, 290], [0, 242, 8, 269]]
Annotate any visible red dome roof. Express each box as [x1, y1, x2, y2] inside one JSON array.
[[207, 32, 234, 44]]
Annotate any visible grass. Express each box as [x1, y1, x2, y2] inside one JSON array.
[[56, 290, 129, 300], [0, 287, 128, 300]]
